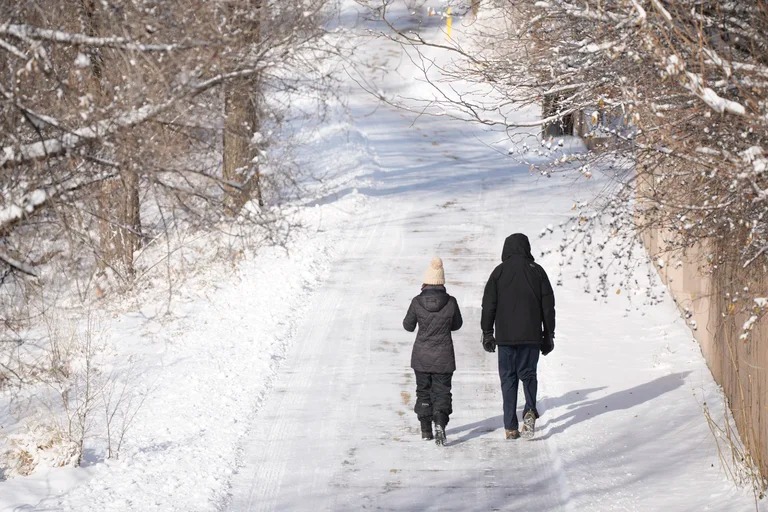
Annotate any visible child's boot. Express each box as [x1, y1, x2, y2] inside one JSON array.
[[434, 412, 448, 446], [420, 419, 434, 440], [434, 424, 446, 446]]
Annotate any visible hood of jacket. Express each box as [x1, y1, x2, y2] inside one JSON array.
[[502, 233, 534, 262], [417, 285, 450, 312]]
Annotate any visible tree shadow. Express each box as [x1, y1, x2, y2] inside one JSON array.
[[79, 448, 102, 468]]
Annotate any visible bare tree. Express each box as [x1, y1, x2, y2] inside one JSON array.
[[0, 0, 339, 382]]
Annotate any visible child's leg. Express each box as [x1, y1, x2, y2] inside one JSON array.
[[413, 370, 434, 422], [431, 372, 453, 427], [414, 371, 434, 439]]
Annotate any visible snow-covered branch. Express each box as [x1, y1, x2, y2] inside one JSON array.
[[0, 103, 170, 169], [683, 71, 746, 116], [649, 0, 673, 22], [628, 0, 647, 26], [0, 23, 187, 52], [0, 169, 117, 233], [0, 66, 265, 169], [535, 1, 626, 24], [0, 250, 37, 277], [0, 37, 27, 59], [0, 83, 63, 129]]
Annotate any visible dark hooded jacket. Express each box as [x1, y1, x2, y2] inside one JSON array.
[[403, 285, 463, 373], [481, 233, 555, 346]]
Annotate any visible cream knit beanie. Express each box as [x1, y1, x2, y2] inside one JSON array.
[[423, 257, 445, 285]]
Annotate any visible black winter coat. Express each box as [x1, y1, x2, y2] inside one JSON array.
[[403, 285, 463, 373], [481, 234, 555, 346]]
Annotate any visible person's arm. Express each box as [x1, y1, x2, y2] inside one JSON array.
[[451, 298, 463, 331], [403, 299, 417, 332], [541, 268, 556, 340], [481, 270, 499, 352], [480, 269, 498, 334]]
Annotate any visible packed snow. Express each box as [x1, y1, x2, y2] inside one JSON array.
[[1, 2, 765, 511]]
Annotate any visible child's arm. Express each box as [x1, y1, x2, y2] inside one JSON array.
[[451, 299, 463, 331], [403, 300, 417, 332]]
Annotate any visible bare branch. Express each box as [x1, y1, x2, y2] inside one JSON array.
[[0, 23, 189, 52], [0, 250, 37, 277]]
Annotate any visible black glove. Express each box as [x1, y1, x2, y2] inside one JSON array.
[[482, 331, 496, 353], [541, 333, 554, 356]]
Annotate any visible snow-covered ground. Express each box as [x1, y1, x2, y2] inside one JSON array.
[[1, 1, 765, 511]]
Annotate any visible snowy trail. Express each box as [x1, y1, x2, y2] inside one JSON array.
[[227, 101, 570, 511], [226, 5, 760, 512], [227, 13, 574, 509]]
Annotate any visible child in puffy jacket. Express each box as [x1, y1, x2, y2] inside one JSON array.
[[403, 257, 463, 446]]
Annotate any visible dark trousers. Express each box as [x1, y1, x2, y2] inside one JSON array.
[[413, 371, 453, 427], [498, 344, 539, 430]]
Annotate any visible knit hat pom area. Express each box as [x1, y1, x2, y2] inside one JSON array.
[[423, 257, 445, 285]]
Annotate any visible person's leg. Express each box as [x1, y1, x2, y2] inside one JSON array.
[[430, 372, 452, 445], [518, 345, 540, 418], [414, 371, 434, 438], [498, 345, 520, 431], [431, 372, 453, 428]]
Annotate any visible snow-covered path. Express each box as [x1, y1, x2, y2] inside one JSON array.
[[225, 6, 759, 510], [227, 145, 570, 509], [228, 82, 570, 512]]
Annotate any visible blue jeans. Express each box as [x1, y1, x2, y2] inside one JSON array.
[[498, 344, 539, 430]]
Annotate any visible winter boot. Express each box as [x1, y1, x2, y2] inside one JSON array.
[[520, 410, 536, 439], [434, 424, 446, 446], [420, 419, 434, 440], [505, 429, 520, 440], [433, 412, 448, 446]]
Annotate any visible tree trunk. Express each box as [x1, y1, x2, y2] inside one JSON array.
[[541, 93, 573, 137], [222, 0, 264, 214], [81, 0, 141, 281], [98, 168, 142, 280], [223, 81, 263, 213], [80, 0, 104, 82]]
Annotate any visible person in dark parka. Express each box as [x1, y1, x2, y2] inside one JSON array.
[[403, 257, 463, 446], [481, 233, 555, 440]]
